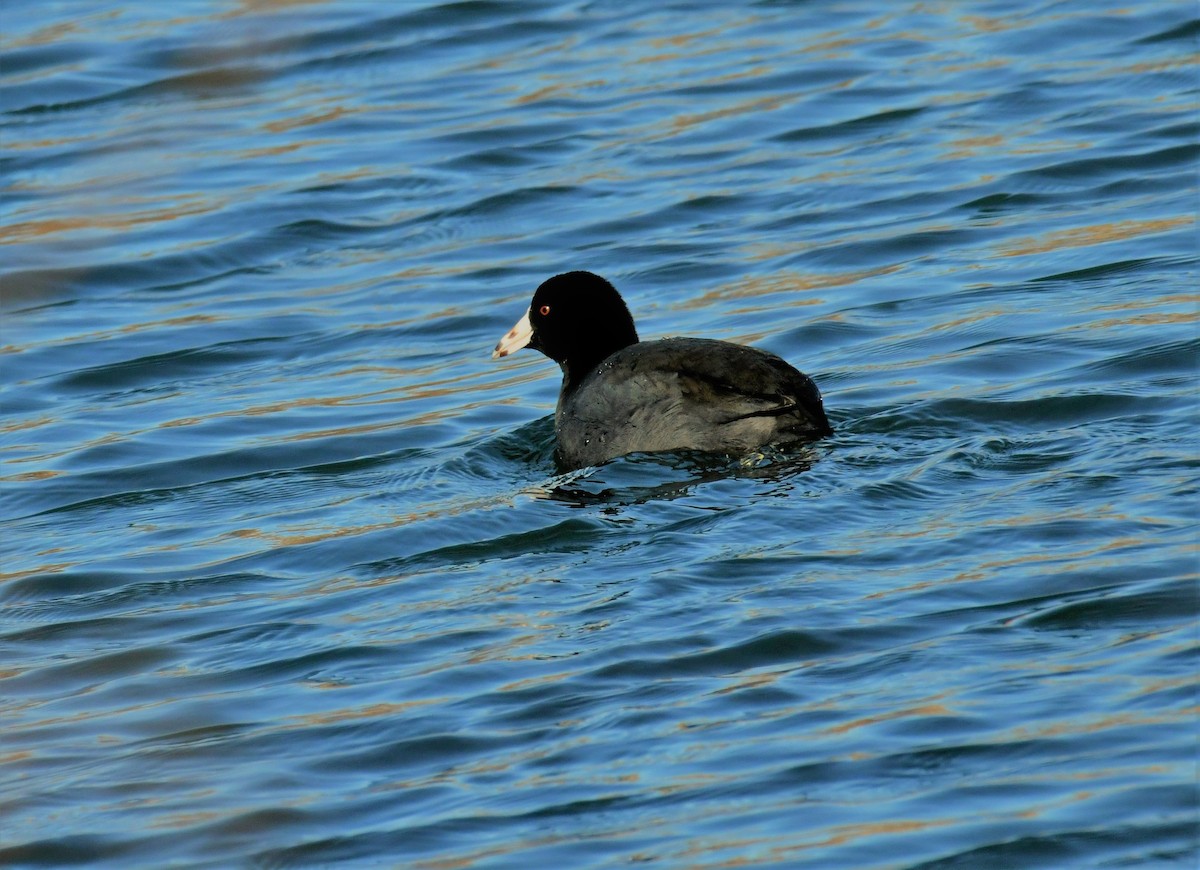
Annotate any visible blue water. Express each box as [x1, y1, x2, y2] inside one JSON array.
[[2, 2, 1197, 866]]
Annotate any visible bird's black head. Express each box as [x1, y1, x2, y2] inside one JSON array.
[[494, 271, 639, 382]]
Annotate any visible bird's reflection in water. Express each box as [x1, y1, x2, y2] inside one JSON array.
[[527, 446, 822, 510]]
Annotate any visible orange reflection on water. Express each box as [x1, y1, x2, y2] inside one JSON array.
[[673, 266, 904, 313], [0, 469, 62, 483], [0, 196, 222, 245], [1089, 292, 1198, 312], [263, 105, 353, 134], [819, 701, 956, 737], [285, 700, 443, 724], [997, 216, 1193, 259]]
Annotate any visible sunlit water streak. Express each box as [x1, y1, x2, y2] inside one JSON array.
[[1, 1, 1197, 867]]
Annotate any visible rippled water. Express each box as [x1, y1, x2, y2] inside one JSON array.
[[2, 2, 1197, 867]]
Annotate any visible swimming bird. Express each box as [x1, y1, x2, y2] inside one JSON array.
[[493, 271, 832, 469]]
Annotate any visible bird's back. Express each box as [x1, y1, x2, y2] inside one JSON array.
[[555, 337, 830, 469]]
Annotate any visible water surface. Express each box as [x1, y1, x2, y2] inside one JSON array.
[[2, 2, 1197, 867]]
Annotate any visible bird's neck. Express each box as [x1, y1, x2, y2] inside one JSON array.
[[560, 331, 636, 396]]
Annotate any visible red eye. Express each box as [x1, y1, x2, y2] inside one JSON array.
[[539, 304, 551, 316]]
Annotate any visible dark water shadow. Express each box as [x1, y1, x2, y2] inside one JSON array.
[[531, 443, 823, 509], [449, 414, 558, 481]]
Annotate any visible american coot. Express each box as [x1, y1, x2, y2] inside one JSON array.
[[493, 271, 832, 469]]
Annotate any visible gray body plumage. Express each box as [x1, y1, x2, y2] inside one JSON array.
[[555, 337, 830, 469]]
